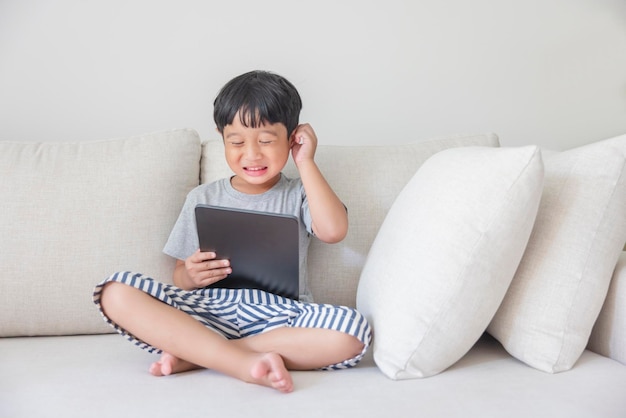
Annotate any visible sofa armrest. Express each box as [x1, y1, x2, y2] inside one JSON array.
[[588, 251, 626, 364]]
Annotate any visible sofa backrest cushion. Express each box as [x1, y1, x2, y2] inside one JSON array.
[[589, 251, 626, 366], [0, 129, 201, 336], [202, 133, 500, 307]]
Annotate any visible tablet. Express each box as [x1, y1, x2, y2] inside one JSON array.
[[194, 204, 300, 299]]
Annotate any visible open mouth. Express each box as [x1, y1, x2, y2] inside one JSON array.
[[244, 166, 268, 176]]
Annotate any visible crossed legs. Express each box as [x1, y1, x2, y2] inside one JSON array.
[[99, 282, 365, 393]]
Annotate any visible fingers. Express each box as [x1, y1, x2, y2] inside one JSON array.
[[190, 249, 217, 263], [198, 267, 231, 287], [186, 249, 231, 287], [292, 123, 316, 144], [290, 124, 318, 164]]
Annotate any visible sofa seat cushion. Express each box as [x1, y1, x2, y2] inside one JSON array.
[[1, 334, 625, 418], [0, 130, 201, 336]]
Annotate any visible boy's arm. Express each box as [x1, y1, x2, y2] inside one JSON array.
[[291, 124, 348, 244]]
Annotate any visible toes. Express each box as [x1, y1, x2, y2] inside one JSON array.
[[249, 353, 293, 393], [149, 361, 165, 377], [160, 361, 173, 376]]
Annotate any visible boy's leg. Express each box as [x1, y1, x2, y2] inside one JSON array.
[[154, 326, 365, 374], [99, 281, 293, 393], [234, 327, 365, 370], [234, 296, 372, 370]]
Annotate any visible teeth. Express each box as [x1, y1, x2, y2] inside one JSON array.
[[246, 167, 266, 171]]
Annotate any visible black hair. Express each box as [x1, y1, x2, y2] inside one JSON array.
[[213, 70, 302, 136]]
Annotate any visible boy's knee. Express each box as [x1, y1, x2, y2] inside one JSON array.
[[331, 331, 365, 359], [347, 335, 366, 358], [99, 281, 134, 316]]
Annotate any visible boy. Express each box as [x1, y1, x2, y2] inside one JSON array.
[[93, 70, 372, 393]]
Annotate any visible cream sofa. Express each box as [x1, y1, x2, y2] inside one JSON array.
[[1, 129, 625, 418]]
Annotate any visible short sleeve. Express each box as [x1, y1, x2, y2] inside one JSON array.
[[163, 191, 200, 261]]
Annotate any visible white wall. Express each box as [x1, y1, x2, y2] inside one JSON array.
[[1, 0, 625, 149]]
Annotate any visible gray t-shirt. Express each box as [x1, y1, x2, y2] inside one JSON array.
[[163, 174, 314, 302]]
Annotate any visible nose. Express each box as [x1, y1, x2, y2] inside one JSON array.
[[243, 142, 261, 160]]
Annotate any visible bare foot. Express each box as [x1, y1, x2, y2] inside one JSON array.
[[149, 352, 201, 376], [249, 353, 293, 393]]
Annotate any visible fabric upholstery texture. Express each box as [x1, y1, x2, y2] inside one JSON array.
[[357, 145, 544, 379], [488, 134, 626, 373], [3, 334, 626, 418], [0, 130, 201, 336], [588, 252, 626, 365]]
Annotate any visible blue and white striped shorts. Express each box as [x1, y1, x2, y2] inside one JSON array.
[[93, 271, 372, 370]]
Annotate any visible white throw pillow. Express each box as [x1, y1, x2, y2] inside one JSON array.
[[357, 145, 544, 379], [488, 134, 626, 373], [0, 130, 201, 336], [588, 252, 626, 365]]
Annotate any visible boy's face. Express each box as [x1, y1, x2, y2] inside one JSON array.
[[222, 112, 292, 194]]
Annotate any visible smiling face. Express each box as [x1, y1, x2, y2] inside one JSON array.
[[223, 112, 293, 194]]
